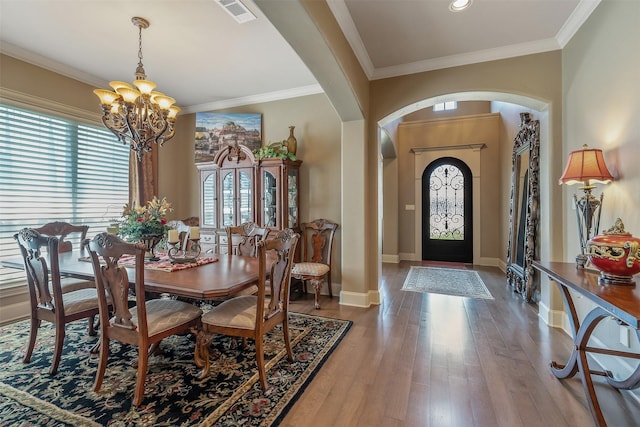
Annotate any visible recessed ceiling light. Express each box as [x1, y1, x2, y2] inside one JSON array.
[[449, 0, 472, 12]]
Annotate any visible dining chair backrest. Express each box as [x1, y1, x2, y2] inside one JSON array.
[[226, 222, 269, 257], [16, 228, 63, 316], [34, 221, 89, 253], [299, 219, 338, 267], [87, 233, 147, 338], [258, 229, 299, 315]]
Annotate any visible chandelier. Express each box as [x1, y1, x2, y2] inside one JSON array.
[[94, 17, 180, 161]]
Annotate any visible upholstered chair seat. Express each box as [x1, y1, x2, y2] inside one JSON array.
[[128, 299, 203, 336], [292, 262, 330, 277]]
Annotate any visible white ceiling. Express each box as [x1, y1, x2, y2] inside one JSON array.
[[0, 0, 600, 114]]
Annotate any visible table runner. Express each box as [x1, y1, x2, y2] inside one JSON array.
[[79, 254, 218, 272]]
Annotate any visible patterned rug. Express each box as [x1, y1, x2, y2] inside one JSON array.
[[402, 266, 494, 299], [0, 313, 351, 426]]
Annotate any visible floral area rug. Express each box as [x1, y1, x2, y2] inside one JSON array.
[[402, 266, 494, 299], [0, 313, 351, 426]]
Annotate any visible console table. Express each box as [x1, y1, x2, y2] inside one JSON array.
[[533, 261, 640, 427]]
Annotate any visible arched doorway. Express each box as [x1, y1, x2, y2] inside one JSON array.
[[422, 157, 473, 263]]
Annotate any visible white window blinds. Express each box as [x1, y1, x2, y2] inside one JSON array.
[[0, 104, 129, 287]]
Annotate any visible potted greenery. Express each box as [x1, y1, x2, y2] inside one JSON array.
[[253, 142, 296, 160]]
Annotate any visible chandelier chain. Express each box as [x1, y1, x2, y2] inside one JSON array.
[[138, 25, 144, 67]]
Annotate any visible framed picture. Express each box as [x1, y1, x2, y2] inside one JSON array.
[[195, 113, 262, 163]]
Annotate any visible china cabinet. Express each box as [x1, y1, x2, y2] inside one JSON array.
[[197, 143, 301, 253], [258, 158, 302, 230]]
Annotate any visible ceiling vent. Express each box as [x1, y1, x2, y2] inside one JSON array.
[[216, 0, 256, 23]]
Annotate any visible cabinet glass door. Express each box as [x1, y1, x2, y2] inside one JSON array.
[[263, 170, 277, 227], [221, 171, 234, 226], [288, 169, 299, 228], [202, 173, 216, 228], [239, 170, 253, 224]]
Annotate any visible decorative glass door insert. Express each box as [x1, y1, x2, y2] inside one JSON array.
[[429, 163, 465, 240]]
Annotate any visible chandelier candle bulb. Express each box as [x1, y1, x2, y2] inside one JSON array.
[[190, 227, 200, 240]]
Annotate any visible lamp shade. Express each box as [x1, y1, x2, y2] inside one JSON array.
[[559, 144, 614, 185]]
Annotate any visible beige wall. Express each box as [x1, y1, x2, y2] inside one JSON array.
[[561, 0, 640, 368], [0, 55, 98, 115], [158, 94, 344, 285], [403, 101, 490, 123], [395, 113, 501, 259], [370, 50, 565, 269]]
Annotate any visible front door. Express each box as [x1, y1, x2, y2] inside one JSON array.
[[422, 157, 473, 263]]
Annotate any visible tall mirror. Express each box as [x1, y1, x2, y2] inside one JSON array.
[[506, 112, 540, 302]]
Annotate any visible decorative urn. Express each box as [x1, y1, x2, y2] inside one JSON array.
[[586, 218, 640, 285]]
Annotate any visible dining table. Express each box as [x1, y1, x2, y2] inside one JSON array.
[[1, 250, 261, 301]]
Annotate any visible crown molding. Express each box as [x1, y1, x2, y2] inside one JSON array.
[[183, 84, 325, 113], [330, 0, 599, 81], [326, 0, 374, 79], [371, 38, 561, 80], [1, 42, 108, 89], [556, 0, 602, 47]]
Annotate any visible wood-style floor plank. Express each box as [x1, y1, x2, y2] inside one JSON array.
[[283, 262, 640, 426]]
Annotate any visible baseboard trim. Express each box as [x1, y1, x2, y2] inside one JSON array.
[[538, 301, 569, 332], [382, 254, 400, 263], [339, 290, 378, 307], [0, 300, 30, 326]]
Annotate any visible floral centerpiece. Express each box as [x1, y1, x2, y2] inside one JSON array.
[[117, 197, 173, 243]]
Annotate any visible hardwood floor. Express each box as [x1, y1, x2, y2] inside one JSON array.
[[282, 262, 640, 427]]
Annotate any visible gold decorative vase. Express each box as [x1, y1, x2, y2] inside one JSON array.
[[286, 125, 297, 155]]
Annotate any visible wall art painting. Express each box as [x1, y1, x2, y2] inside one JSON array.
[[195, 113, 262, 163]]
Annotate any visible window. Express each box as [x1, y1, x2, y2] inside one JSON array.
[[0, 104, 129, 287], [433, 101, 457, 112]]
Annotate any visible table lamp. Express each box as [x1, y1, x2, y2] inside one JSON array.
[[559, 144, 614, 268]]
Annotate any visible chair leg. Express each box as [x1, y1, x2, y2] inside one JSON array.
[[311, 278, 322, 309], [283, 319, 293, 363], [93, 337, 109, 392], [133, 344, 149, 407], [23, 318, 40, 364], [256, 336, 267, 391], [49, 322, 65, 375], [195, 331, 213, 379], [327, 275, 333, 298], [87, 315, 97, 336]]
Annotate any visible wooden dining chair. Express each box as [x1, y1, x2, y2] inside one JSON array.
[[87, 232, 203, 407], [33, 221, 98, 334], [14, 228, 103, 375], [194, 229, 299, 391], [291, 219, 339, 309]]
